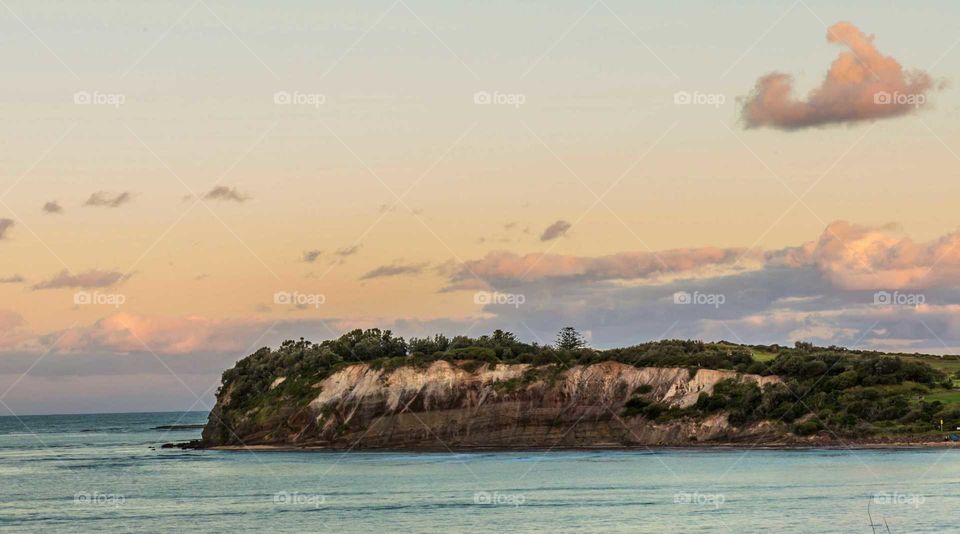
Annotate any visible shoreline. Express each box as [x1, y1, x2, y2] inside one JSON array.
[[170, 440, 960, 453]]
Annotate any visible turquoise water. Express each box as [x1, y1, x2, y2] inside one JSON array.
[[0, 412, 957, 533]]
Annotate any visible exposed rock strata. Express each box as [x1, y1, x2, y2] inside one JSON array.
[[202, 361, 783, 449]]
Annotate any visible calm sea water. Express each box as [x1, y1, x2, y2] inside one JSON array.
[[0, 411, 957, 533]]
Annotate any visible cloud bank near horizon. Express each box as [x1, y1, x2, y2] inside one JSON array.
[[4, 220, 959, 360]]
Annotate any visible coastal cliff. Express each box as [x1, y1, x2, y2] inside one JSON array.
[[196, 329, 957, 450], [202, 360, 781, 449]]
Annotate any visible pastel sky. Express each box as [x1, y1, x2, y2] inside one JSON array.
[[2, 0, 960, 413]]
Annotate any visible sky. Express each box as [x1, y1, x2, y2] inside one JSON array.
[[2, 0, 960, 414]]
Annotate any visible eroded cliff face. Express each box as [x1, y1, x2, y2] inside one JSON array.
[[203, 361, 782, 449]]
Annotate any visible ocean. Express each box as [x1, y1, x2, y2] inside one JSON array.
[[0, 411, 956, 533]]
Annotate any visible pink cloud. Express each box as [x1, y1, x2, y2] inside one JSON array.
[[767, 220, 960, 290], [452, 221, 960, 291], [742, 22, 941, 129], [50, 313, 267, 355]]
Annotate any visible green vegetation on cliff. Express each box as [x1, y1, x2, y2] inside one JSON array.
[[205, 328, 960, 446]]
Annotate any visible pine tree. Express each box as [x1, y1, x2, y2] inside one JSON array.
[[556, 327, 587, 351]]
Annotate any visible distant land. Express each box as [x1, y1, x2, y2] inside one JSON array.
[[186, 328, 960, 450]]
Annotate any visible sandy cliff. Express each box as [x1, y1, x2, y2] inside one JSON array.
[[201, 360, 783, 449]]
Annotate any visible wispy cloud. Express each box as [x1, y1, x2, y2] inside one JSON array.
[[334, 245, 360, 259], [301, 249, 323, 263], [361, 262, 428, 280], [84, 191, 132, 208], [540, 220, 571, 241], [203, 186, 250, 203], [32, 269, 130, 290], [0, 274, 24, 284], [42, 201, 63, 214]]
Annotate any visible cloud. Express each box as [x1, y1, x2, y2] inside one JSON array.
[[301, 250, 323, 263], [32, 269, 129, 290], [741, 22, 940, 130], [84, 191, 132, 208], [42, 201, 63, 214], [203, 186, 250, 203], [0, 274, 25, 284], [453, 221, 960, 293], [47, 313, 263, 355], [431, 221, 960, 352], [766, 220, 960, 290], [0, 309, 26, 350], [336, 245, 361, 257], [330, 245, 361, 264], [361, 262, 428, 280], [0, 219, 13, 240], [449, 247, 753, 287], [540, 220, 572, 241]]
